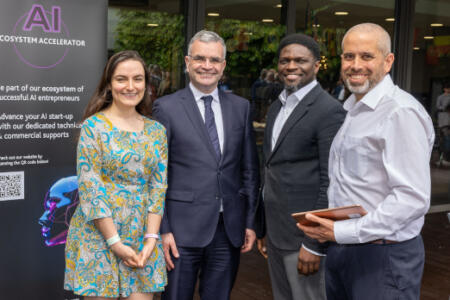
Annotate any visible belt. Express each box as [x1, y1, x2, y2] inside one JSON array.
[[334, 237, 415, 247], [370, 239, 398, 245]]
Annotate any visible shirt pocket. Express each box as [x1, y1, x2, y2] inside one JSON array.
[[341, 135, 369, 178]]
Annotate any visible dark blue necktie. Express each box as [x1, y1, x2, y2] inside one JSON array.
[[202, 95, 221, 160]]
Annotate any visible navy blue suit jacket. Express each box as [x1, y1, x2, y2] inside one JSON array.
[[153, 87, 260, 248]]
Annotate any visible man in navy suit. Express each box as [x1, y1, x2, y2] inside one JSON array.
[[153, 30, 260, 300]]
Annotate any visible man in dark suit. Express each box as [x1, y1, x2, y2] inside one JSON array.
[[256, 34, 345, 300], [153, 30, 260, 300]]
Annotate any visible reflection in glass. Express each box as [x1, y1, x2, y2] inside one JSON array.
[[205, 2, 284, 91], [295, 0, 394, 94], [412, 0, 450, 208], [204, 1, 284, 124], [109, 6, 185, 96]]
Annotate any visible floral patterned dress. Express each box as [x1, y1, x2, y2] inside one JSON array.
[[64, 112, 167, 297]]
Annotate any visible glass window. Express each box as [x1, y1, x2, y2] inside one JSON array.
[[108, 1, 184, 98], [295, 0, 395, 97], [204, 0, 285, 123], [412, 0, 450, 208]]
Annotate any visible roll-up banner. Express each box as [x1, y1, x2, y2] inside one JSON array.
[[0, 1, 107, 299]]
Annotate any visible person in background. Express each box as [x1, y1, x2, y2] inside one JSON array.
[[218, 73, 232, 93], [332, 78, 346, 102], [298, 23, 434, 300], [148, 64, 162, 99], [251, 68, 268, 121], [158, 70, 172, 96], [436, 81, 450, 122], [64, 50, 168, 300], [256, 33, 345, 300], [153, 30, 260, 300], [436, 81, 450, 113]]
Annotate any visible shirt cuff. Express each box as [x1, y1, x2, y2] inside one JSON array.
[[334, 218, 360, 244], [302, 244, 326, 257]]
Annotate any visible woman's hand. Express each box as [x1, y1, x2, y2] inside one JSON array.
[[110, 242, 140, 268], [136, 238, 156, 268]]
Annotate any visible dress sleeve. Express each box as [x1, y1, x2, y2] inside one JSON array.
[[147, 124, 168, 215], [77, 120, 112, 222]]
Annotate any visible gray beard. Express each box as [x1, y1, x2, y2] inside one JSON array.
[[285, 83, 302, 96], [345, 78, 370, 95]]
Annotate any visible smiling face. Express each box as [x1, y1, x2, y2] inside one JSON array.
[[341, 30, 394, 101], [277, 44, 320, 95], [185, 40, 226, 94], [110, 59, 146, 110]]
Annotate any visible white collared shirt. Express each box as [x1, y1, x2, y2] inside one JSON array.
[[271, 80, 317, 150], [329, 75, 435, 244], [190, 82, 224, 153]]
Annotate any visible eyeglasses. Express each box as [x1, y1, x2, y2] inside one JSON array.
[[188, 55, 225, 65]]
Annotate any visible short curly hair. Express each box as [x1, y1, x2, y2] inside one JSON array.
[[277, 33, 320, 61]]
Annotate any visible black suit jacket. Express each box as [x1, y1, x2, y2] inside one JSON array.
[[262, 83, 345, 252], [152, 87, 260, 248]]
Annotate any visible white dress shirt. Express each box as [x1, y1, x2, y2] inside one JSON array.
[[271, 80, 317, 150], [328, 75, 435, 244], [190, 82, 224, 153]]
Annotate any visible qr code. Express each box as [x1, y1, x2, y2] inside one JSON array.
[[0, 171, 24, 201]]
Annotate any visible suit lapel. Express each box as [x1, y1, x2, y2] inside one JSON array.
[[267, 84, 323, 163], [264, 100, 282, 161], [179, 88, 219, 162], [219, 91, 232, 165]]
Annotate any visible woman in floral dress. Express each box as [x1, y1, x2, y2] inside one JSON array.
[[64, 50, 167, 299]]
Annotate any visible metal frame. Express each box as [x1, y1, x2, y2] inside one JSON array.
[[392, 0, 415, 92], [282, 0, 296, 35]]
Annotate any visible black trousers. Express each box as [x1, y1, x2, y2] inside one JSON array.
[[161, 215, 240, 300], [325, 236, 425, 300]]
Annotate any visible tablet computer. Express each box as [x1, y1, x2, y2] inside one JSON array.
[[292, 204, 367, 226]]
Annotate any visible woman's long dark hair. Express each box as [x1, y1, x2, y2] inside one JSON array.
[[81, 50, 153, 121]]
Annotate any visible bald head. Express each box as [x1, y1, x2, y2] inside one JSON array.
[[342, 23, 391, 56], [340, 23, 395, 101]]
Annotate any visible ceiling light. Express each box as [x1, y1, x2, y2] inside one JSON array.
[[334, 11, 349, 16], [385, 18, 395, 22], [262, 19, 274, 23], [430, 23, 443, 27], [424, 36, 434, 40], [312, 24, 320, 28], [275, 4, 282, 8], [413, 47, 420, 50], [208, 13, 220, 17], [147, 23, 158, 27]]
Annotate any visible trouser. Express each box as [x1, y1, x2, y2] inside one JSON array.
[[326, 236, 425, 300], [266, 237, 326, 300], [161, 214, 240, 300]]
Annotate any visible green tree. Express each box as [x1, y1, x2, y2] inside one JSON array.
[[114, 10, 184, 72], [206, 19, 285, 81]]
